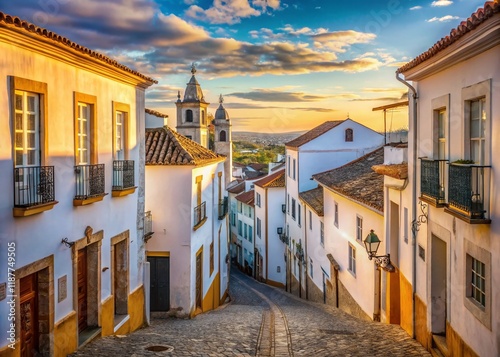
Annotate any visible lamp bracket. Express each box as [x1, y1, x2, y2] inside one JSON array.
[[61, 237, 75, 248], [412, 200, 428, 234]]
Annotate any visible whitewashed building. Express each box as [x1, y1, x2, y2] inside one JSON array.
[[144, 126, 229, 318], [0, 11, 155, 357], [395, 3, 500, 356], [234, 190, 256, 275], [253, 169, 286, 287], [284, 119, 384, 296]]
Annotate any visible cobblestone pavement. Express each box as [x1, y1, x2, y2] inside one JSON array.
[[72, 267, 430, 357]]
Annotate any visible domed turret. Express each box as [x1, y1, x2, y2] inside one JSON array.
[[214, 94, 229, 121]]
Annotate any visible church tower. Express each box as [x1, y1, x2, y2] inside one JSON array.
[[213, 94, 233, 187], [176, 64, 210, 148]]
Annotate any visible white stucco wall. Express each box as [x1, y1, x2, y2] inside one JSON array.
[[303, 205, 327, 293]]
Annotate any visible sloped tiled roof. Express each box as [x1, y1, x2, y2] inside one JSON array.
[[145, 108, 168, 118], [254, 169, 285, 188], [285, 121, 345, 148], [227, 180, 245, 194], [372, 164, 408, 180], [299, 186, 324, 216], [313, 148, 384, 213], [235, 190, 255, 207], [397, 1, 499, 74], [248, 163, 267, 171], [145, 127, 224, 166], [0, 12, 157, 85], [271, 162, 286, 172], [243, 170, 267, 180]]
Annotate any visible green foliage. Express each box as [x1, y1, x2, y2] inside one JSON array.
[[233, 141, 285, 165]]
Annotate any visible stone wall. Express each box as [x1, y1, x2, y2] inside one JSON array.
[[306, 275, 324, 303]]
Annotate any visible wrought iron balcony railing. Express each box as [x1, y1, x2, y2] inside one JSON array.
[[281, 204, 286, 213], [448, 163, 491, 220], [74, 164, 105, 200], [144, 210, 154, 240], [420, 158, 448, 205], [279, 233, 289, 244], [194, 201, 207, 227], [14, 166, 55, 207], [112, 160, 135, 190], [218, 197, 228, 220]]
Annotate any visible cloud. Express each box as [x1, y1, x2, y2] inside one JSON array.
[[223, 102, 337, 112], [185, 0, 280, 24], [427, 15, 459, 22], [431, 0, 453, 7], [410, 6, 422, 10], [311, 30, 376, 52], [227, 89, 333, 102]]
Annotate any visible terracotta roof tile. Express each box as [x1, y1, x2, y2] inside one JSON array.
[[145, 127, 224, 166], [285, 120, 345, 148], [227, 181, 245, 194], [313, 147, 384, 213], [372, 164, 408, 180], [299, 186, 324, 216], [145, 108, 168, 118], [248, 163, 267, 171], [0, 12, 157, 85], [397, 1, 499, 74], [254, 169, 285, 188], [235, 190, 255, 206], [271, 162, 286, 171]]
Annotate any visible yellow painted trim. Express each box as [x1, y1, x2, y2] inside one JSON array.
[[54, 310, 78, 356], [100, 295, 114, 337], [266, 279, 285, 289], [73, 193, 107, 206], [112, 187, 136, 197], [112, 101, 131, 160], [193, 217, 208, 231], [74, 92, 98, 165], [0, 339, 20, 357], [13, 201, 58, 217], [146, 251, 170, 257], [195, 175, 203, 183], [128, 285, 145, 332]]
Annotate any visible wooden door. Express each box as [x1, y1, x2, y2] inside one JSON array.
[[196, 252, 202, 309], [78, 248, 88, 332], [20, 274, 38, 357], [147, 256, 170, 311]]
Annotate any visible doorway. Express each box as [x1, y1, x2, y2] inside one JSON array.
[[77, 248, 88, 332], [196, 249, 203, 311], [147, 256, 170, 312], [388, 201, 401, 324], [20, 273, 39, 357], [431, 234, 447, 335]]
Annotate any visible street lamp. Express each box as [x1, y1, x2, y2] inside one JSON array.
[[363, 230, 395, 272]]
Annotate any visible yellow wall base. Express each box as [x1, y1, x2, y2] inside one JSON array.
[[0, 340, 20, 357], [54, 311, 78, 357], [400, 272, 413, 336], [415, 294, 428, 350], [202, 273, 220, 313], [128, 285, 145, 332], [386, 268, 401, 324], [101, 296, 115, 337], [266, 279, 285, 289], [445, 321, 479, 357]]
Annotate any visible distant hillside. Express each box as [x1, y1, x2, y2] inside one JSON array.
[[233, 131, 305, 145]]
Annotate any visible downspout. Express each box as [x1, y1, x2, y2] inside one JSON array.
[[396, 72, 418, 339], [265, 188, 269, 282], [304, 203, 309, 300]]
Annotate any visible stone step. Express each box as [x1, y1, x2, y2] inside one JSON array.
[[432, 334, 449, 357]]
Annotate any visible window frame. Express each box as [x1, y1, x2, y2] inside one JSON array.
[[10, 77, 48, 166], [345, 128, 353, 142], [334, 202, 339, 227], [291, 198, 296, 220], [320, 221, 324, 247], [74, 92, 98, 165], [112, 102, 130, 160], [356, 215, 363, 243], [256, 217, 261, 238], [348, 243, 356, 277]]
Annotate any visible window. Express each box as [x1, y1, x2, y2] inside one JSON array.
[[14, 91, 40, 167], [248, 206, 252, 218], [113, 102, 130, 160], [244, 223, 248, 239], [287, 155, 291, 177], [292, 159, 296, 180], [309, 211, 312, 230], [348, 243, 356, 276], [334, 202, 339, 227], [219, 130, 226, 142], [403, 207, 409, 244], [232, 212, 236, 227], [470, 257, 485, 307], [437, 109, 446, 160], [74, 92, 97, 165], [345, 128, 353, 142], [287, 194, 290, 214], [293, 256, 297, 275], [186, 109, 193, 122], [196, 175, 202, 206], [256, 192, 261, 207], [298, 204, 301, 226], [186, 135, 192, 140], [210, 242, 214, 275], [249, 226, 253, 243], [320, 222, 324, 246], [356, 216, 363, 243], [201, 110, 205, 125], [256, 218, 261, 238], [469, 98, 486, 164], [291, 198, 296, 220], [238, 220, 242, 235], [309, 258, 314, 278], [238, 201, 242, 213]]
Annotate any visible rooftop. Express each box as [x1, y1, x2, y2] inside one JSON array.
[[145, 126, 223, 166], [0, 12, 156, 85], [145, 108, 169, 118], [285, 120, 345, 149], [313, 147, 384, 213], [372, 164, 408, 180], [235, 190, 255, 207], [254, 169, 285, 188], [397, 1, 499, 74], [227, 180, 245, 194], [299, 186, 324, 216]]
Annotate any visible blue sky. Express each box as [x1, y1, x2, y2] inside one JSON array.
[[2, 0, 487, 132]]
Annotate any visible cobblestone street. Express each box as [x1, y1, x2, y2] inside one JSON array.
[[72, 268, 430, 357]]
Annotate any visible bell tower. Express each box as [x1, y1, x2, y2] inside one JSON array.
[[213, 94, 233, 187], [175, 63, 210, 148]]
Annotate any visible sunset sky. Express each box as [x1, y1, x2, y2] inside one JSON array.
[[4, 0, 487, 133]]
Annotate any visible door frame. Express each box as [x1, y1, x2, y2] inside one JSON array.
[[147, 252, 170, 312], [195, 247, 203, 311]]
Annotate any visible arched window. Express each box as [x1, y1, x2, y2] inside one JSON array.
[[186, 109, 193, 122], [219, 130, 227, 142], [201, 110, 206, 125], [345, 128, 353, 142]]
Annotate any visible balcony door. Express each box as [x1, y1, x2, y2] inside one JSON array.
[[14, 91, 41, 206], [76, 103, 91, 196], [115, 111, 125, 160]]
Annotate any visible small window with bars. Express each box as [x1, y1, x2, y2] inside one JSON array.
[[471, 257, 486, 307]]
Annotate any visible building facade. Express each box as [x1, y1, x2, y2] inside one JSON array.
[[234, 190, 255, 275], [0, 12, 155, 356]]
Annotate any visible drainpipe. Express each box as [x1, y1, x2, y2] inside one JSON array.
[[396, 72, 418, 339], [304, 204, 309, 300]]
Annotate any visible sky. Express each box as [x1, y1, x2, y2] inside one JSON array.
[[2, 0, 488, 133]]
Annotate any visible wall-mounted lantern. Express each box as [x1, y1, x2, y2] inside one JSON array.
[[363, 230, 395, 272]]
